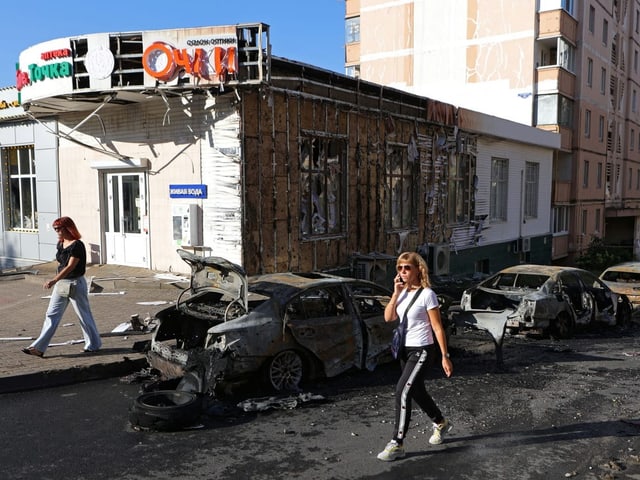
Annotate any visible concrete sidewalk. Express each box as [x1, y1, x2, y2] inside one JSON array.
[[0, 261, 188, 394]]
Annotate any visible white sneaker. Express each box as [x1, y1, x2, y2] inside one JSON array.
[[377, 440, 405, 461], [429, 418, 453, 445]]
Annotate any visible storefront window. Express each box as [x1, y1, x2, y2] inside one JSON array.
[[3, 146, 38, 230]]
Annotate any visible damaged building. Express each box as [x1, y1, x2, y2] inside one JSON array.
[[0, 23, 559, 278]]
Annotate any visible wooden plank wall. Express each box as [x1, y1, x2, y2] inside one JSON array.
[[241, 85, 470, 275]]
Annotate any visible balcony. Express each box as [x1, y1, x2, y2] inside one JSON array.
[[538, 9, 577, 44], [536, 66, 575, 98], [537, 124, 572, 151], [552, 180, 571, 203]]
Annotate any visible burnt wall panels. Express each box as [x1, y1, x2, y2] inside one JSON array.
[[272, 91, 292, 273], [201, 96, 243, 265], [241, 92, 264, 273]]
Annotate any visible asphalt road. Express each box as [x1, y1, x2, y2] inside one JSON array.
[[2, 323, 640, 480]]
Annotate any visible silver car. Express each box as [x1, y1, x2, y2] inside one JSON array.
[[459, 264, 632, 338], [148, 250, 395, 395]]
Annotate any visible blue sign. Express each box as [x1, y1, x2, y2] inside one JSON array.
[[169, 184, 208, 199]]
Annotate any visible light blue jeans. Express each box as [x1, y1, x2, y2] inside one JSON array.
[[30, 276, 102, 353]]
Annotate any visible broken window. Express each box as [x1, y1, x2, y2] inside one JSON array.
[[286, 287, 346, 319], [447, 152, 472, 223], [3, 145, 38, 230], [350, 284, 391, 318], [299, 137, 346, 237], [385, 143, 418, 230]]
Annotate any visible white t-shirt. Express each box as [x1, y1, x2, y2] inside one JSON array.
[[395, 287, 439, 347]]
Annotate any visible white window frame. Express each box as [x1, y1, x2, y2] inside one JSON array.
[[490, 157, 508, 222], [524, 162, 539, 219], [3, 145, 38, 231]]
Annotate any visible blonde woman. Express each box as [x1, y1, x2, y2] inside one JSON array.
[[377, 251, 453, 461]]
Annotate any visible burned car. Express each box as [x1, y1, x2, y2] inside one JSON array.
[[600, 262, 640, 314], [147, 250, 396, 395], [459, 264, 632, 338]]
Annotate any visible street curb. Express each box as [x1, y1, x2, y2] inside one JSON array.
[[19, 274, 186, 291], [0, 357, 147, 395]]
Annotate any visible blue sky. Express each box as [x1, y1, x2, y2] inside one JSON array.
[[1, 0, 346, 87]]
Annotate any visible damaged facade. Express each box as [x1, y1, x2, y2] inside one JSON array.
[[1, 23, 559, 278]]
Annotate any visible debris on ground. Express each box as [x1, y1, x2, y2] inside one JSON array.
[[237, 392, 326, 412]]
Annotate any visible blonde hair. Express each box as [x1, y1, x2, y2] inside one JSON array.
[[396, 251, 431, 288]]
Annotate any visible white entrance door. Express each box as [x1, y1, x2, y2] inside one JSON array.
[[104, 172, 149, 267]]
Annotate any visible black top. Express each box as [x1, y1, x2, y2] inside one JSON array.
[[56, 240, 86, 278]]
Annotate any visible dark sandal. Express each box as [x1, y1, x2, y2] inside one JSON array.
[[22, 347, 44, 357]]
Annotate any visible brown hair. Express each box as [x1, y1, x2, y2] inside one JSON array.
[[396, 251, 431, 288], [53, 216, 82, 241]]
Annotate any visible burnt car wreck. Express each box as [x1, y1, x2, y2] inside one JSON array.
[[459, 264, 632, 339], [146, 249, 396, 398]]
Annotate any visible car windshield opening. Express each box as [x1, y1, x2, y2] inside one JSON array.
[[603, 271, 640, 282], [514, 274, 548, 289]]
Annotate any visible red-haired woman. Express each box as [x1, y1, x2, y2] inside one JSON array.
[[22, 217, 101, 357]]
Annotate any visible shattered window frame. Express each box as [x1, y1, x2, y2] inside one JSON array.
[[3, 145, 38, 231], [385, 143, 419, 230], [299, 136, 347, 239], [447, 152, 472, 223]]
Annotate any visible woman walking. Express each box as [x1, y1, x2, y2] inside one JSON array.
[[22, 216, 101, 357], [377, 251, 453, 461]]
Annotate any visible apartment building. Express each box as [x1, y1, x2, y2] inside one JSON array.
[[345, 0, 640, 264]]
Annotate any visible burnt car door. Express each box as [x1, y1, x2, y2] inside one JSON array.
[[348, 282, 393, 370], [557, 271, 593, 324], [575, 270, 616, 322], [285, 286, 360, 377]]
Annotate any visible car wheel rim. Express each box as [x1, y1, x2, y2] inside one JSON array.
[[269, 350, 303, 391]]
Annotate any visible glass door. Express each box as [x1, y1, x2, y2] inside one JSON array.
[[104, 172, 149, 267]]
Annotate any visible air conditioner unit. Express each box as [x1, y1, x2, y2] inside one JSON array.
[[428, 244, 450, 276], [521, 237, 531, 253], [354, 254, 396, 286]]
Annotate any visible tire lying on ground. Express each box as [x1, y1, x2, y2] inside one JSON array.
[[129, 390, 203, 431]]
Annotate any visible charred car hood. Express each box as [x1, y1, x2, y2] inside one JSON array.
[[603, 281, 640, 297], [177, 249, 248, 310]]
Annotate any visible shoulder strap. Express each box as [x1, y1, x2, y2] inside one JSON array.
[[401, 287, 424, 325]]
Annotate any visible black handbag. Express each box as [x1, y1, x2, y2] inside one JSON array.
[[390, 288, 423, 359]]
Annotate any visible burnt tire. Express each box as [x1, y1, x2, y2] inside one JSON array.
[[550, 312, 574, 339], [616, 302, 632, 328], [129, 390, 202, 431], [265, 350, 305, 392]]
